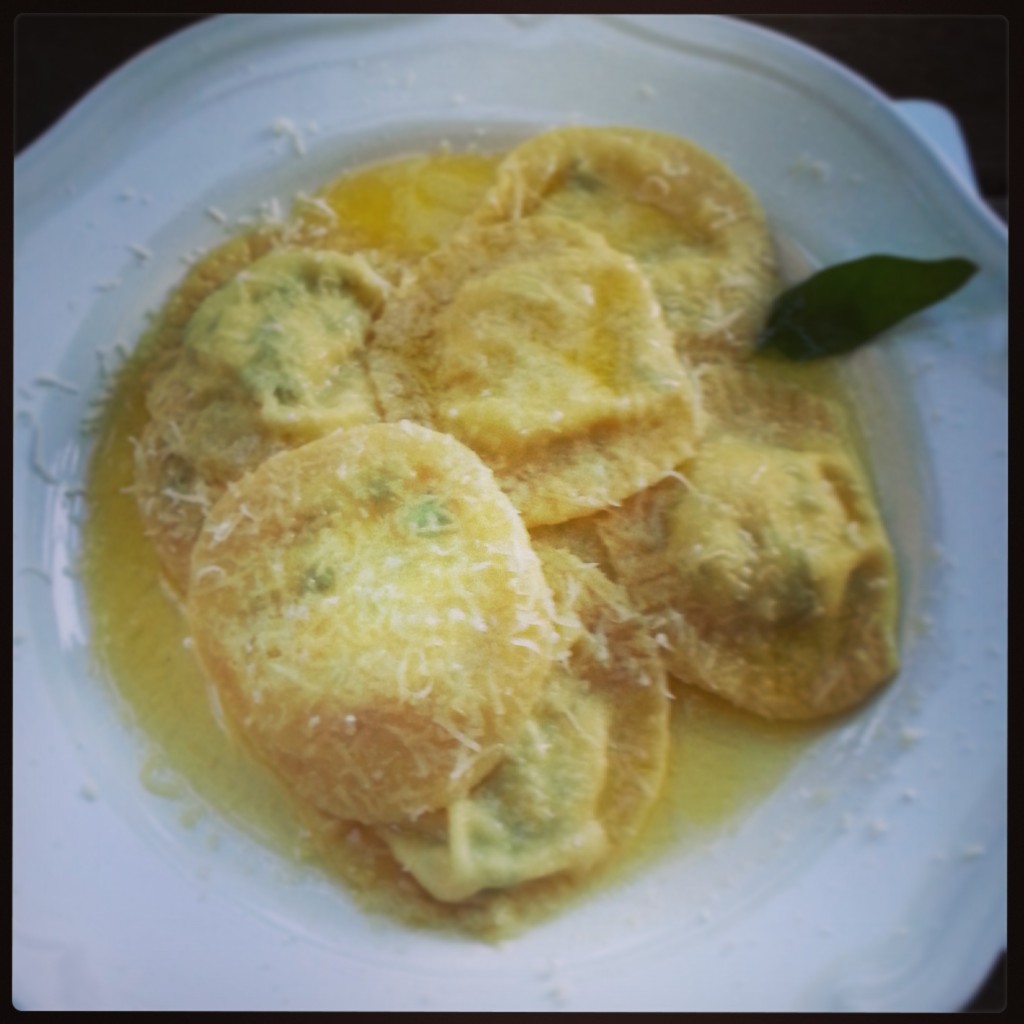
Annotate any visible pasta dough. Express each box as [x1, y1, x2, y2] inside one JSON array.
[[379, 544, 670, 905], [186, 422, 560, 823], [472, 125, 779, 360], [381, 663, 614, 902], [597, 367, 899, 720], [135, 248, 387, 594], [369, 215, 703, 525]]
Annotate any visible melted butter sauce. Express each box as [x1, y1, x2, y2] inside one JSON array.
[[82, 148, 852, 933], [82, 367, 304, 851], [302, 150, 502, 261]]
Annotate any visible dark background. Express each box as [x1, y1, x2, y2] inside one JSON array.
[[12, 13, 1007, 1013]]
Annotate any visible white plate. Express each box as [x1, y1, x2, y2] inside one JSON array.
[[13, 14, 1007, 1012]]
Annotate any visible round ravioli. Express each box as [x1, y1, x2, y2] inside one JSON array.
[[368, 215, 703, 526], [186, 422, 560, 824], [472, 125, 779, 361], [378, 543, 670, 908], [166, 247, 386, 451], [598, 373, 899, 720], [135, 248, 387, 595]]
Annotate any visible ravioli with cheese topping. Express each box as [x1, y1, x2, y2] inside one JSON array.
[[381, 663, 614, 902], [135, 248, 387, 594], [597, 367, 900, 719], [472, 125, 779, 361], [369, 215, 703, 525], [369, 544, 669, 930], [186, 422, 560, 823]]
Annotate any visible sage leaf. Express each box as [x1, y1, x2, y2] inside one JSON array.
[[757, 255, 978, 360]]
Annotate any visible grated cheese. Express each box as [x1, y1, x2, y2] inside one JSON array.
[[34, 374, 79, 395], [899, 726, 927, 747], [162, 488, 209, 508], [789, 153, 833, 182], [510, 637, 542, 653], [194, 565, 226, 581], [294, 192, 338, 222], [272, 116, 307, 157], [28, 422, 58, 485]]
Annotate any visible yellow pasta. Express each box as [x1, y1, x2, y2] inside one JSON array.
[[597, 368, 899, 719], [369, 215, 703, 525], [135, 248, 387, 595], [472, 125, 780, 360], [186, 422, 560, 824], [380, 545, 669, 903]]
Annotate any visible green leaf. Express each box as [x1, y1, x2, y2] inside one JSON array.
[[757, 255, 978, 361]]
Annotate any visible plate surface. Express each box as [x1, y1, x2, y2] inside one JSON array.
[[13, 14, 1007, 1012]]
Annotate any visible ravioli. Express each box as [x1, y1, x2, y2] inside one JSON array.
[[597, 368, 899, 720], [472, 125, 779, 361], [138, 226, 285, 386], [179, 248, 385, 439], [135, 248, 387, 594], [380, 664, 612, 902], [376, 544, 670, 911], [186, 422, 560, 824], [369, 215, 703, 525]]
